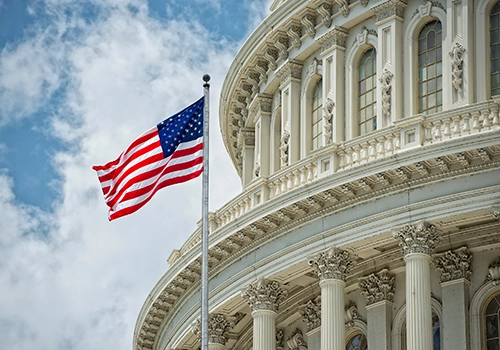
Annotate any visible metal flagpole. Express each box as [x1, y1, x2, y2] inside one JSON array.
[[201, 74, 211, 350]]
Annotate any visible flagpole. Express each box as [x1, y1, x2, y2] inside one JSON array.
[[201, 74, 211, 350]]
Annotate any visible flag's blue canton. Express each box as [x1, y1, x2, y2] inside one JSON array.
[[157, 97, 204, 158]]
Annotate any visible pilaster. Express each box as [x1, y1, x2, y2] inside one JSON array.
[[372, 0, 406, 127], [276, 60, 303, 166], [309, 248, 355, 350], [393, 220, 440, 350], [241, 278, 289, 350], [238, 128, 255, 187], [359, 269, 395, 350], [434, 247, 472, 350], [250, 94, 273, 178], [316, 27, 348, 144]]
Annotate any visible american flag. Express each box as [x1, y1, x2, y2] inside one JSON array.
[[93, 97, 204, 221]]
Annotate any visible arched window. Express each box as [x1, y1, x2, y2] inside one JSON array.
[[485, 293, 500, 349], [491, 3, 500, 96], [358, 48, 377, 136], [346, 332, 368, 350], [418, 20, 443, 115], [312, 79, 323, 150]]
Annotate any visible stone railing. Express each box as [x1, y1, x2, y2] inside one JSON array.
[[169, 100, 500, 265]]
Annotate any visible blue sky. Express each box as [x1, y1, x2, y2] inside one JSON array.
[[0, 0, 271, 349]]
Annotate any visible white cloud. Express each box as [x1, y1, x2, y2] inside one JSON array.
[[0, 1, 242, 349]]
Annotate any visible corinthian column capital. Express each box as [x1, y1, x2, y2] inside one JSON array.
[[299, 295, 321, 332], [308, 247, 355, 281], [359, 268, 395, 305], [434, 247, 472, 283], [191, 313, 235, 346], [241, 278, 289, 312], [392, 220, 440, 256]]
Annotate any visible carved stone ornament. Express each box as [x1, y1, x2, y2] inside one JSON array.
[[191, 314, 235, 345], [371, 0, 407, 22], [287, 21, 303, 50], [434, 247, 472, 283], [241, 278, 289, 312], [487, 257, 500, 285], [359, 268, 395, 305], [379, 69, 394, 117], [254, 161, 261, 178], [301, 11, 317, 39], [418, 1, 432, 18], [286, 328, 308, 350], [344, 301, 361, 328], [360, 0, 369, 7], [309, 247, 356, 281], [323, 97, 335, 144], [336, 0, 350, 17], [317, 3, 333, 28], [299, 295, 321, 332], [280, 129, 290, 167], [277, 328, 285, 350], [316, 27, 349, 54], [276, 60, 303, 84], [449, 42, 466, 91], [274, 33, 290, 62], [393, 220, 440, 256]]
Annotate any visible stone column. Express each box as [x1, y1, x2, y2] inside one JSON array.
[[434, 247, 472, 350], [242, 278, 289, 350], [276, 60, 303, 166], [192, 313, 235, 350], [309, 247, 355, 350], [315, 26, 348, 146], [393, 220, 440, 350], [359, 269, 395, 350], [249, 94, 273, 178]]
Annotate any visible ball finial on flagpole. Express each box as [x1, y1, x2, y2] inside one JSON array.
[[203, 74, 211, 87]]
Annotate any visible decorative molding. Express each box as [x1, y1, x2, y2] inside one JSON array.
[[276, 60, 303, 84], [264, 45, 279, 71], [317, 3, 333, 28], [280, 130, 290, 167], [301, 10, 317, 39], [434, 247, 472, 283], [449, 42, 466, 92], [287, 20, 303, 50], [316, 27, 349, 54], [241, 278, 289, 312], [344, 301, 361, 328], [323, 97, 335, 145], [191, 313, 235, 345], [277, 328, 285, 350], [379, 69, 394, 117], [352, 27, 377, 47], [359, 268, 395, 305], [371, 0, 407, 22], [360, 0, 369, 7], [274, 32, 290, 62], [255, 58, 269, 86], [486, 257, 500, 285], [286, 328, 308, 350], [309, 247, 355, 281], [336, 0, 350, 17], [299, 295, 321, 332], [392, 220, 440, 256]]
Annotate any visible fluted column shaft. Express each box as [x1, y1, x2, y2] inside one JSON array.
[[405, 253, 433, 350], [252, 309, 277, 350], [320, 278, 345, 350]]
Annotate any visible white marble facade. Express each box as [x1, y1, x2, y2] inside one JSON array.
[[134, 0, 500, 349]]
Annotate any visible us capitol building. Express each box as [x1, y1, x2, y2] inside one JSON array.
[[134, 0, 500, 348]]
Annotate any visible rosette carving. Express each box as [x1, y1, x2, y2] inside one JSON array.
[[309, 247, 355, 281], [434, 247, 472, 283], [299, 295, 321, 332], [241, 278, 289, 312], [392, 220, 440, 256], [359, 268, 395, 305]]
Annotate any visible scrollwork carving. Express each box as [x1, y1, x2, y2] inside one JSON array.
[[286, 328, 308, 350], [449, 42, 466, 91], [336, 0, 350, 17], [487, 257, 500, 285], [359, 268, 395, 305], [344, 301, 361, 328], [191, 313, 235, 345], [299, 295, 321, 332], [379, 69, 394, 117], [309, 247, 355, 281], [241, 278, 289, 312], [323, 97, 335, 144], [392, 220, 440, 256], [434, 247, 472, 283]]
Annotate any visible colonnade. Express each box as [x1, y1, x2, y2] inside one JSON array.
[[198, 220, 474, 350]]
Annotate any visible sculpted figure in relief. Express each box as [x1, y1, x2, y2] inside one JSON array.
[[280, 130, 290, 167], [323, 97, 335, 145]]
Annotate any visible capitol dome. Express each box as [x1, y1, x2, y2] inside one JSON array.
[[134, 0, 500, 349]]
